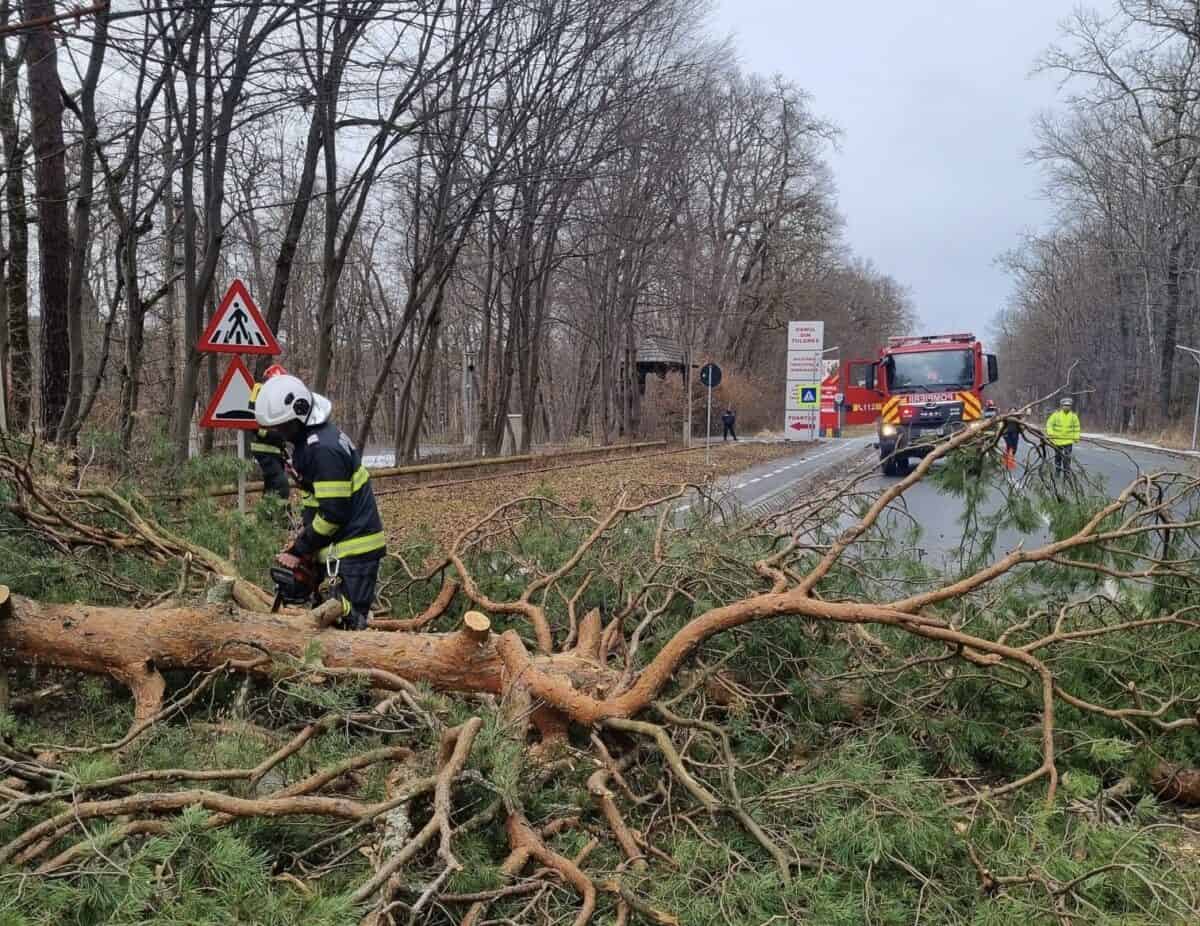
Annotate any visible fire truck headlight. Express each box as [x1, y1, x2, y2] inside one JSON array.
[[881, 423, 898, 437]]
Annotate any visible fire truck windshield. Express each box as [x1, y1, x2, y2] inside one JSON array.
[[887, 350, 973, 393]]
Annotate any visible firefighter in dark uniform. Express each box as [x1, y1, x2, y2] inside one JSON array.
[[254, 373, 386, 630], [248, 364, 291, 499]]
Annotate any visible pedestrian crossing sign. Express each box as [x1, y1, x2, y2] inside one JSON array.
[[198, 279, 281, 355], [792, 383, 819, 408]]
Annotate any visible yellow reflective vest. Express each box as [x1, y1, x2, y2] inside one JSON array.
[[1045, 409, 1080, 447]]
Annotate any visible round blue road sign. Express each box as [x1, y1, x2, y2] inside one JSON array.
[[699, 363, 722, 388]]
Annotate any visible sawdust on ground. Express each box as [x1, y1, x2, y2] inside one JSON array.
[[378, 441, 808, 553]]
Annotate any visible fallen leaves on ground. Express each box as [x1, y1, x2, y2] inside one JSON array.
[[378, 441, 809, 554]]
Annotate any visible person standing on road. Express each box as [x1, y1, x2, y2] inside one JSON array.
[[1002, 408, 1021, 470], [1046, 397, 1081, 476], [721, 407, 737, 441]]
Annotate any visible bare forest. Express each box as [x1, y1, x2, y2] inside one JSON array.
[[0, 0, 912, 459], [998, 1, 1200, 433]]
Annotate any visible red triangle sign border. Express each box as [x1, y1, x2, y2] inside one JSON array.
[[200, 356, 259, 430], [198, 278, 281, 355]]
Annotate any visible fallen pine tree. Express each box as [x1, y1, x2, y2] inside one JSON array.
[[3, 421, 1200, 923]]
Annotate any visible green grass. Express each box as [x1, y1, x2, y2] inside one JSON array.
[[2, 442, 1199, 923]]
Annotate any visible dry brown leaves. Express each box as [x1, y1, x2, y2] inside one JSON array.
[[378, 442, 807, 552]]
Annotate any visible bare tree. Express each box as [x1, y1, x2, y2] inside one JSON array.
[[22, 0, 71, 434], [167, 0, 300, 462], [0, 0, 28, 429], [1007, 2, 1200, 430]]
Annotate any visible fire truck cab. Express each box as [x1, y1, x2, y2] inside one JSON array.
[[843, 333, 999, 476]]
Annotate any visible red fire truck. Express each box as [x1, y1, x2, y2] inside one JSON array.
[[823, 333, 999, 476]]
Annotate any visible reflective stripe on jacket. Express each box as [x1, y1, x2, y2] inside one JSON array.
[[288, 421, 386, 562], [1045, 410, 1080, 447], [249, 385, 289, 461], [251, 428, 285, 457]]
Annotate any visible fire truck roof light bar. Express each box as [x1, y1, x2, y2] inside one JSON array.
[[887, 333, 975, 347]]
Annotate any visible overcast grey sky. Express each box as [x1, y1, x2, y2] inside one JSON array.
[[710, 0, 1081, 337]]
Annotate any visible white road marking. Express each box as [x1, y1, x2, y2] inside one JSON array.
[[736, 438, 871, 509]]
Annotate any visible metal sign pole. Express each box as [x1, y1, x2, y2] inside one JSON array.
[[705, 381, 712, 465], [237, 429, 247, 514]]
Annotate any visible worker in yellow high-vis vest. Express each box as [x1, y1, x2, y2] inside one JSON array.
[[1045, 397, 1081, 476]]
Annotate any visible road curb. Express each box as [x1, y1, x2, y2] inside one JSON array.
[[1081, 433, 1200, 461]]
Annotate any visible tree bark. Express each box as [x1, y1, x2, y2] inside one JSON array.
[[257, 0, 382, 380], [260, 115, 322, 374], [0, 591, 610, 719], [23, 0, 70, 435], [57, 4, 108, 445], [1159, 233, 1186, 423], [0, 17, 27, 431], [171, 3, 287, 461]]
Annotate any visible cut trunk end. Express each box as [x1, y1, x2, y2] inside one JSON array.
[[463, 610, 491, 645]]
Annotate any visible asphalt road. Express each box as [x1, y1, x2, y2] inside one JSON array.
[[714, 434, 1199, 569], [673, 436, 876, 521]]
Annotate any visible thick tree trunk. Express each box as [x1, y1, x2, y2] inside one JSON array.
[[260, 116, 322, 370], [0, 590, 609, 722], [163, 133, 179, 414], [403, 303, 442, 462], [1159, 236, 1185, 423], [170, 26, 202, 463], [56, 7, 108, 445], [0, 38, 28, 430], [1116, 268, 1137, 432], [118, 275, 147, 453], [23, 0, 71, 435], [313, 87, 340, 393]]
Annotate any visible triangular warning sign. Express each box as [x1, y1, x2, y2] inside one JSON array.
[[198, 279, 281, 355], [200, 356, 258, 430]]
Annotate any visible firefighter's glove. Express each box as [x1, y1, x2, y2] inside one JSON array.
[[275, 551, 302, 570]]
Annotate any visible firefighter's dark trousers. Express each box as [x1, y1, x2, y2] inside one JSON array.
[[722, 423, 737, 441], [254, 453, 291, 499], [327, 554, 381, 630]]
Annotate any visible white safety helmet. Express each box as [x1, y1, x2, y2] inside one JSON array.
[[1060, 397, 1074, 408], [254, 374, 332, 428], [309, 392, 332, 425]]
